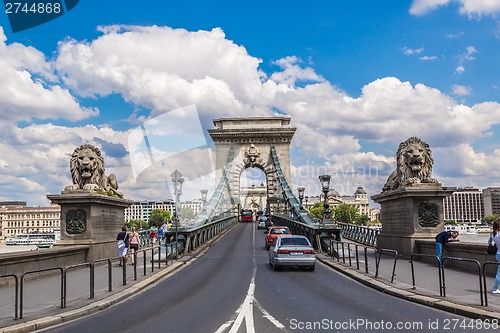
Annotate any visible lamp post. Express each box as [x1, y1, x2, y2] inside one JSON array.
[[304, 196, 309, 211], [171, 169, 184, 243], [200, 189, 208, 212], [319, 175, 331, 224], [297, 187, 305, 210]]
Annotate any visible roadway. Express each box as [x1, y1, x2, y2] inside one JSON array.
[[40, 222, 494, 333]]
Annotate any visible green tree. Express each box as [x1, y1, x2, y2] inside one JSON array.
[[126, 219, 148, 230], [355, 214, 370, 226], [149, 209, 172, 227], [484, 214, 499, 225], [307, 202, 324, 219], [333, 203, 359, 224]]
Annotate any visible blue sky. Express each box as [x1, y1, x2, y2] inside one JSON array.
[[0, 0, 499, 206]]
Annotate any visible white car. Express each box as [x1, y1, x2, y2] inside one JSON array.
[[269, 235, 316, 271]]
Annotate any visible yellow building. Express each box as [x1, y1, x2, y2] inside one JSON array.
[[0, 202, 60, 239]]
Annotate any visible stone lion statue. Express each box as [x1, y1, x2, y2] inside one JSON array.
[[382, 137, 439, 191], [64, 144, 123, 197]]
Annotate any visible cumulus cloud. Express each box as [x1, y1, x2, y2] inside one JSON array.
[[452, 84, 472, 96], [410, 0, 500, 16], [0, 27, 98, 123]]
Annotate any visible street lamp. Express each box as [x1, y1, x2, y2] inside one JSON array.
[[200, 189, 208, 212], [304, 196, 309, 210], [319, 175, 331, 223], [171, 169, 184, 243], [297, 187, 305, 210]]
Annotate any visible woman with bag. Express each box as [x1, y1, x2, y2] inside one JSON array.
[[489, 219, 500, 294], [116, 226, 129, 266], [129, 227, 140, 265]]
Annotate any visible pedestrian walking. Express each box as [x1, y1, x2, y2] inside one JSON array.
[[116, 226, 129, 266], [489, 219, 500, 294], [129, 227, 140, 265], [158, 224, 164, 244], [435, 230, 459, 265]]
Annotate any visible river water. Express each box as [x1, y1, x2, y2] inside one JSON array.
[[458, 233, 490, 244]]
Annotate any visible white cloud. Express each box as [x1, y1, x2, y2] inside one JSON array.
[[0, 27, 98, 123], [452, 84, 472, 96], [410, 0, 500, 16], [420, 55, 438, 61], [410, 0, 451, 15], [455, 65, 465, 74], [402, 47, 424, 55]]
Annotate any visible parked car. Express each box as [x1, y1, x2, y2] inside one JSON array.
[[257, 216, 267, 229], [265, 226, 290, 250], [269, 235, 316, 271]]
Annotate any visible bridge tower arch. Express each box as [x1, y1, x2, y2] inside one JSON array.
[[208, 117, 296, 213]]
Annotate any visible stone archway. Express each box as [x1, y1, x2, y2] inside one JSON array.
[[208, 117, 296, 213]]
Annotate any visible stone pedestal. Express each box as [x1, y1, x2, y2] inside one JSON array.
[[371, 184, 455, 257], [47, 192, 133, 262]]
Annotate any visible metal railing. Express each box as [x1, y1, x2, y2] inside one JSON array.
[[482, 261, 500, 307], [442, 257, 483, 305], [331, 243, 491, 307], [0, 274, 18, 320], [410, 254, 443, 296], [375, 249, 398, 283], [10, 241, 179, 321], [338, 222, 379, 247]]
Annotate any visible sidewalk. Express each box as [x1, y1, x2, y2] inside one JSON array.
[[1, 242, 500, 333], [318, 250, 500, 320]]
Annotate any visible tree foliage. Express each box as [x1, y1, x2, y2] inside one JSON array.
[[333, 203, 359, 224], [355, 214, 370, 226], [307, 202, 324, 219], [126, 219, 148, 230], [484, 214, 499, 225], [149, 209, 172, 227]]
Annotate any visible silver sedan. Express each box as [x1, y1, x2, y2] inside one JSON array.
[[269, 235, 316, 271]]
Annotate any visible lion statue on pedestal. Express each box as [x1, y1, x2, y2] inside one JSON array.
[[64, 144, 123, 197], [382, 137, 439, 191]]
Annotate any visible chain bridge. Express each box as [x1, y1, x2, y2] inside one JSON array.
[[178, 117, 340, 253]]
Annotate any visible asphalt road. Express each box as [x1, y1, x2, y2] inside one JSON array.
[[42, 222, 497, 333]]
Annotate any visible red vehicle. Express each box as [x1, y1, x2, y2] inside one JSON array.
[[265, 226, 291, 250], [241, 209, 253, 222]]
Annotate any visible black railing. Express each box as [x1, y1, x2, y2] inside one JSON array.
[[338, 222, 379, 247]]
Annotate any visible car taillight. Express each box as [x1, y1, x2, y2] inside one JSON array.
[[277, 249, 289, 254], [303, 250, 315, 254]]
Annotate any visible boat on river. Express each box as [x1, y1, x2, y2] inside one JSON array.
[[445, 224, 478, 234], [5, 232, 58, 246]]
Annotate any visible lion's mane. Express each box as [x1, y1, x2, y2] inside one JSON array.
[[64, 144, 123, 197], [382, 137, 438, 191], [69, 144, 105, 189]]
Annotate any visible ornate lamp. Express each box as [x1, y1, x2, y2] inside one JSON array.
[[171, 169, 184, 242], [200, 189, 208, 212], [297, 187, 305, 210], [318, 175, 331, 223]]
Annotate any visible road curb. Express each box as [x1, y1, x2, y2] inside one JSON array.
[[317, 254, 500, 321]]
